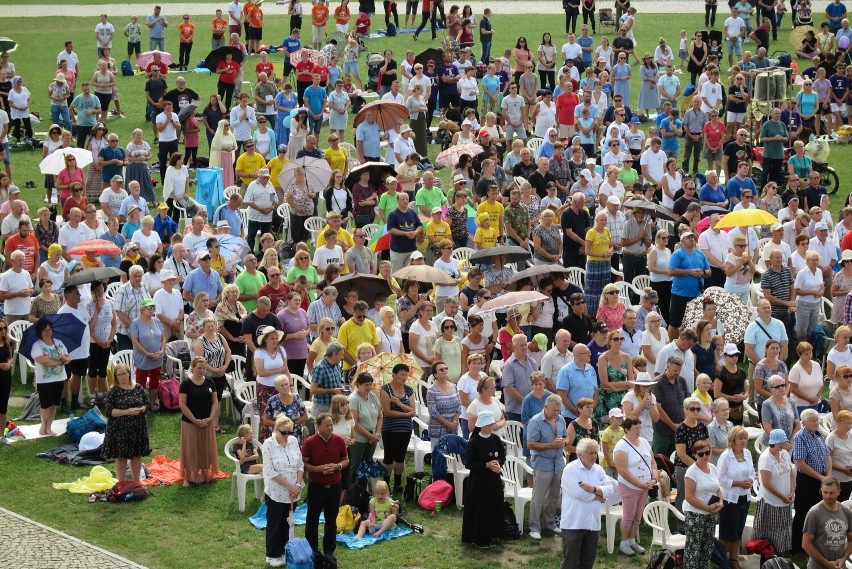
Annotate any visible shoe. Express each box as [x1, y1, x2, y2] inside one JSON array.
[[60, 400, 69, 414], [70, 399, 81, 411], [620, 543, 636, 556], [529, 531, 541, 540], [88, 397, 96, 408], [153, 137, 159, 144], [266, 556, 285, 567], [630, 542, 646, 554]]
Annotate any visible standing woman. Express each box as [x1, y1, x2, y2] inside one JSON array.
[[91, 61, 115, 123], [638, 53, 659, 118], [0, 320, 12, 446], [125, 129, 154, 204], [714, 343, 748, 426], [262, 415, 303, 568], [584, 210, 613, 316], [193, 316, 232, 434], [101, 363, 151, 481], [215, 52, 240, 109], [347, 372, 383, 485], [42, 126, 63, 205], [427, 360, 462, 448], [613, 417, 659, 555], [85, 124, 109, 199], [622, 376, 660, 443], [201, 95, 227, 149], [56, 152, 84, 208], [519, 62, 540, 132], [596, 329, 634, 423], [716, 426, 755, 566], [752, 428, 795, 556], [513, 37, 533, 85], [209, 120, 237, 189], [646, 230, 671, 323], [612, 52, 632, 108], [277, 291, 309, 379], [530, 90, 557, 139], [788, 341, 825, 415], [215, 284, 247, 360], [31, 319, 70, 437], [88, 280, 117, 407], [8, 76, 33, 140], [461, 410, 507, 549], [581, 0, 596, 34], [285, 167, 316, 244], [794, 251, 824, 342], [532, 209, 562, 265], [537, 33, 557, 91], [254, 326, 290, 435], [379, 363, 416, 493], [566, 397, 600, 459], [687, 32, 708, 85], [682, 440, 723, 569], [178, 358, 220, 487], [827, 410, 852, 499], [130, 298, 166, 410], [406, 81, 429, 157], [408, 301, 436, 370]]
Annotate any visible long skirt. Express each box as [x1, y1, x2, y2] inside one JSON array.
[[256, 383, 276, 442], [220, 150, 235, 188], [180, 420, 219, 484], [86, 165, 105, 203], [411, 114, 428, 157], [125, 162, 155, 203], [683, 511, 717, 569], [752, 499, 792, 554], [585, 259, 611, 316]]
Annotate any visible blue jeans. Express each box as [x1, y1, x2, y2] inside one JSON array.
[[150, 37, 165, 51], [481, 41, 492, 65], [51, 104, 72, 131]]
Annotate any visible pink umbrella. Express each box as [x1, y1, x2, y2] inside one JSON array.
[[292, 48, 320, 65], [137, 50, 173, 69]]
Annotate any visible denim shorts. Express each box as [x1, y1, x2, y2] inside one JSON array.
[[726, 38, 742, 56], [343, 60, 359, 76]]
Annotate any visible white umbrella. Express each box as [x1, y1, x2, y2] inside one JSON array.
[[278, 156, 333, 195], [38, 147, 93, 175], [481, 291, 548, 312]]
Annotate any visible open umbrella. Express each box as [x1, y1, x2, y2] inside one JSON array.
[[137, 50, 173, 70], [291, 47, 320, 65], [505, 264, 572, 290], [621, 198, 675, 221], [353, 100, 409, 131], [331, 273, 392, 302], [0, 38, 18, 54], [469, 245, 532, 265], [701, 205, 729, 216], [177, 99, 201, 122], [392, 264, 456, 285], [435, 144, 484, 168], [789, 25, 815, 51], [367, 216, 430, 252], [19, 314, 85, 363], [355, 352, 422, 391], [204, 45, 243, 71], [278, 156, 333, 195], [681, 288, 751, 343], [481, 290, 548, 312], [190, 235, 249, 269], [67, 239, 121, 257], [714, 209, 779, 229], [65, 266, 124, 286], [414, 48, 445, 67], [38, 147, 93, 175], [345, 162, 395, 190]]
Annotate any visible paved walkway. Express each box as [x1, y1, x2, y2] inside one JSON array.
[[0, 507, 148, 569], [6, 0, 705, 17]]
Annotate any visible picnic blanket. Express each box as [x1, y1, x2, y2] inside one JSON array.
[[140, 455, 230, 486], [6, 418, 70, 443], [37, 444, 111, 467], [250, 502, 322, 529], [336, 527, 414, 549]]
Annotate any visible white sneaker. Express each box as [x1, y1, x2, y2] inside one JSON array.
[[620, 543, 636, 556], [529, 531, 542, 540], [630, 542, 646, 554], [266, 556, 285, 567]]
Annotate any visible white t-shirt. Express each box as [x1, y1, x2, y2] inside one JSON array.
[[408, 74, 431, 97], [700, 81, 724, 113], [312, 245, 344, 273], [457, 372, 483, 415], [827, 432, 852, 482], [640, 148, 666, 185], [0, 110, 8, 144], [59, 222, 93, 260], [32, 339, 68, 384], [614, 436, 654, 490], [1, 214, 30, 236], [131, 229, 162, 257], [99, 188, 128, 216], [409, 319, 437, 368], [724, 16, 745, 39], [58, 302, 91, 360], [467, 304, 497, 340], [0, 269, 32, 316], [154, 287, 183, 321], [243, 181, 277, 222], [561, 42, 582, 61], [254, 347, 286, 387], [789, 360, 825, 407], [682, 463, 720, 514], [828, 347, 852, 390], [756, 448, 793, 506], [433, 258, 460, 298], [377, 325, 401, 354], [95, 22, 115, 48], [622, 390, 657, 442], [155, 111, 180, 142], [228, 0, 241, 25], [467, 396, 505, 435], [400, 60, 413, 89], [794, 267, 824, 306]]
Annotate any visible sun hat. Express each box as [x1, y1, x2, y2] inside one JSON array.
[[609, 408, 625, 419], [475, 410, 496, 428], [631, 372, 656, 386], [768, 429, 788, 445], [160, 270, 178, 281], [257, 325, 285, 345]]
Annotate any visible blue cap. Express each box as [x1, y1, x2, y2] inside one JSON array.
[[768, 429, 788, 445], [630, 116, 641, 124]]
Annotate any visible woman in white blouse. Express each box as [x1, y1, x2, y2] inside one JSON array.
[[716, 426, 755, 565], [752, 428, 795, 556], [262, 415, 304, 567], [788, 341, 825, 415], [683, 439, 723, 569], [640, 312, 669, 367], [793, 251, 824, 341], [378, 305, 403, 354], [613, 417, 660, 556], [646, 230, 672, 325], [621, 373, 659, 443], [827, 410, 852, 500]]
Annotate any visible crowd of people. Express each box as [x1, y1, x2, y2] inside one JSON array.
[[7, 0, 852, 568]]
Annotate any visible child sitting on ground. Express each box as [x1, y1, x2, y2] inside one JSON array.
[[355, 480, 399, 538], [234, 424, 263, 474]]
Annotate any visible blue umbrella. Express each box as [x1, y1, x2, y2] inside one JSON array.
[[19, 314, 86, 363]]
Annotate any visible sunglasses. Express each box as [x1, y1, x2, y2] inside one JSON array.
[[277, 429, 292, 435], [612, 337, 624, 341], [843, 374, 852, 379], [770, 384, 786, 389], [694, 450, 711, 457], [573, 301, 586, 305], [687, 407, 701, 412], [443, 325, 457, 330]]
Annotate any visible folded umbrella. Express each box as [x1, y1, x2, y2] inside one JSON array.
[[204, 45, 243, 71], [480, 291, 548, 312], [39, 147, 93, 176], [67, 239, 122, 257], [353, 100, 409, 131], [332, 273, 392, 303], [65, 266, 124, 286], [20, 314, 86, 363], [469, 245, 531, 265], [392, 264, 456, 285]]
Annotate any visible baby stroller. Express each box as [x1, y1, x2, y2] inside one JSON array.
[[793, 0, 812, 26], [366, 52, 383, 92]]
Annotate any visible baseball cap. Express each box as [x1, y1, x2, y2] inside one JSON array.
[[411, 251, 424, 260], [723, 343, 741, 356], [630, 116, 641, 124], [111, 174, 124, 183], [816, 222, 829, 231], [680, 231, 695, 239], [607, 195, 621, 205], [140, 298, 156, 309], [579, 169, 593, 182], [431, 206, 443, 215], [608, 408, 625, 419], [257, 168, 270, 177], [770, 222, 783, 232]]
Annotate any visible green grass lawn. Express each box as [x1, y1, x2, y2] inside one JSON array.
[[0, 9, 844, 568]]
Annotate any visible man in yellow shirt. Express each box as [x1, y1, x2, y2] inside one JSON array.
[[337, 301, 379, 370], [324, 133, 348, 174], [424, 206, 451, 264], [473, 213, 500, 250], [234, 141, 267, 187], [475, 185, 505, 238], [267, 144, 290, 193], [316, 211, 355, 252]]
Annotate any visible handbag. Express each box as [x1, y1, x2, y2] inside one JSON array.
[[355, 212, 374, 226]]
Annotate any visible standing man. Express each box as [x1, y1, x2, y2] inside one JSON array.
[[155, 101, 181, 184], [144, 67, 167, 143], [639, 137, 666, 189], [57, 41, 79, 77], [802, 478, 852, 567], [355, 109, 381, 163], [0, 250, 33, 327], [177, 15, 195, 71], [212, 9, 229, 49], [561, 193, 591, 268], [69, 83, 101, 148], [760, 107, 788, 186], [240, 297, 282, 382], [540, 330, 573, 392], [479, 8, 494, 64], [302, 412, 348, 567], [526, 394, 567, 540], [651, 355, 691, 455], [243, 168, 277, 252], [114, 265, 151, 351], [147, 5, 169, 52], [385, 193, 423, 273], [620, 206, 652, 285], [502, 334, 539, 422], [228, 0, 242, 37], [337, 301, 379, 372], [303, 74, 328, 136], [230, 92, 258, 156], [58, 284, 91, 412], [681, 96, 707, 177], [724, 7, 745, 69], [95, 14, 115, 58], [669, 232, 710, 338], [556, 343, 599, 422], [697, 214, 731, 289], [4, 220, 38, 279]]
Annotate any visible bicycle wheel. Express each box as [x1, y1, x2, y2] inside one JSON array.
[[823, 168, 840, 195]]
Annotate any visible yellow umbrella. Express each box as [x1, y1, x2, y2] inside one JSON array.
[[355, 353, 423, 391], [714, 209, 779, 229]]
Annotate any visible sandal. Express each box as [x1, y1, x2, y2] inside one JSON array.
[[215, 426, 227, 434]]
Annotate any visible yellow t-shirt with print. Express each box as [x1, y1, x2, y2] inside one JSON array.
[[425, 220, 451, 247], [316, 226, 355, 250], [267, 155, 290, 189], [474, 225, 500, 249], [235, 152, 268, 186], [585, 227, 611, 262], [599, 425, 625, 468], [476, 200, 504, 226], [211, 253, 228, 284]]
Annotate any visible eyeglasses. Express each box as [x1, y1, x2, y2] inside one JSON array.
[[612, 337, 624, 342], [573, 301, 586, 305], [67, 157, 76, 161], [443, 325, 456, 330], [694, 450, 711, 457], [725, 353, 739, 357], [687, 407, 701, 412], [606, 291, 619, 295]]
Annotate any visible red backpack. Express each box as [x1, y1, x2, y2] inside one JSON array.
[[159, 379, 180, 411], [417, 480, 453, 512], [107, 480, 150, 503]]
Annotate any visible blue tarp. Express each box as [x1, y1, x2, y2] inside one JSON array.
[[194, 167, 224, 222]]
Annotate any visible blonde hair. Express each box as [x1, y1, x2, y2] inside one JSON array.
[[530, 371, 547, 386], [357, 342, 376, 359], [258, 248, 280, 270], [192, 292, 209, 312], [599, 283, 620, 309], [237, 424, 253, 439], [274, 414, 294, 431], [727, 425, 748, 447], [331, 394, 353, 422], [373, 480, 390, 495]]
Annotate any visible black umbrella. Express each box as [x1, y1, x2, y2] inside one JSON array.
[[701, 205, 729, 216], [623, 199, 675, 221], [177, 99, 201, 122], [469, 245, 531, 265], [505, 264, 571, 290], [65, 267, 124, 286], [414, 48, 445, 68], [331, 273, 392, 302], [345, 161, 396, 190], [204, 45, 244, 71]]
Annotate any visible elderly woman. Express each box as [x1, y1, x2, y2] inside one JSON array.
[[827, 327, 852, 385], [789, 343, 825, 419], [101, 362, 150, 481], [752, 427, 795, 555], [566, 397, 600, 460], [723, 235, 756, 305], [640, 312, 669, 368], [716, 426, 755, 565], [596, 329, 634, 423], [614, 416, 659, 556], [179, 357, 220, 487], [457, 354, 488, 439], [132, 215, 162, 260], [87, 280, 117, 407], [622, 373, 659, 443], [215, 284, 247, 359], [434, 317, 463, 383], [277, 291, 310, 380], [193, 316, 232, 433], [467, 375, 506, 435], [791, 408, 832, 553], [286, 166, 318, 244], [348, 372, 382, 485], [585, 211, 613, 316], [828, 410, 852, 499], [753, 339, 788, 416], [262, 414, 303, 567], [263, 374, 308, 446], [185, 292, 213, 341], [596, 283, 626, 331], [130, 298, 166, 410], [531, 209, 562, 265], [761, 374, 801, 445], [461, 410, 508, 549], [675, 396, 711, 513], [795, 251, 825, 341], [427, 360, 462, 449], [31, 318, 70, 436], [830, 366, 852, 422], [683, 439, 723, 569], [707, 399, 733, 465]]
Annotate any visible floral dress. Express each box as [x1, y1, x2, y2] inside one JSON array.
[[568, 418, 600, 461], [263, 394, 307, 443], [447, 205, 469, 245], [35, 222, 59, 263], [287, 181, 314, 217], [532, 224, 561, 264], [596, 359, 628, 423], [101, 384, 151, 459]]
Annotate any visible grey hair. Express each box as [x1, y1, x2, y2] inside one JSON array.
[[800, 408, 819, 422], [323, 286, 339, 298], [576, 438, 599, 455], [683, 396, 701, 410], [666, 355, 684, 367], [128, 265, 144, 276], [711, 399, 730, 412], [325, 342, 344, 358], [545, 393, 562, 408], [257, 296, 272, 307]]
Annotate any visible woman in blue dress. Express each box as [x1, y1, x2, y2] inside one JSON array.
[[638, 53, 660, 117], [612, 52, 632, 108], [274, 83, 298, 148]]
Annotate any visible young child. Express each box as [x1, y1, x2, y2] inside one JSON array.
[[599, 407, 625, 478], [708, 39, 722, 61], [366, 293, 387, 326], [540, 182, 562, 210], [234, 424, 263, 474], [355, 480, 399, 538], [463, 108, 480, 132], [678, 30, 688, 69], [473, 213, 499, 250], [631, 354, 648, 375]]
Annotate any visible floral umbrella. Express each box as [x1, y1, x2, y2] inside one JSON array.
[[355, 353, 422, 391], [681, 287, 751, 343]]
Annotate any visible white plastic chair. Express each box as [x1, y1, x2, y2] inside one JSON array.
[[566, 267, 586, 290], [616, 281, 639, 308], [451, 247, 476, 264], [225, 355, 248, 423], [631, 275, 651, 292], [643, 500, 687, 552], [742, 400, 764, 441], [8, 320, 30, 384], [412, 380, 430, 424], [110, 350, 136, 377], [290, 373, 313, 416], [224, 186, 241, 199], [236, 381, 260, 440], [445, 452, 470, 509], [411, 417, 433, 472], [224, 437, 263, 512], [276, 203, 291, 242], [340, 141, 357, 158], [173, 203, 190, 230], [304, 216, 327, 244], [499, 420, 525, 458], [526, 138, 544, 159], [603, 477, 624, 554], [362, 223, 380, 242], [105, 281, 121, 301], [501, 456, 534, 534]]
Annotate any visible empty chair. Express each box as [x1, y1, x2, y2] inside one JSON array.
[[8, 319, 30, 384], [499, 420, 525, 458], [643, 500, 687, 552], [445, 453, 470, 508], [526, 137, 544, 159], [235, 381, 260, 440], [411, 417, 433, 472]]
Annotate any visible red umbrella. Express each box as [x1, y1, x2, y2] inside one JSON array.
[[67, 239, 122, 256]]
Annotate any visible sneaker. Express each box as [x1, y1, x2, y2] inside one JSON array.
[[630, 542, 646, 554], [620, 543, 636, 556], [266, 556, 285, 567], [529, 531, 542, 540]]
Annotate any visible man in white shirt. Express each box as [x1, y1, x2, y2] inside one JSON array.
[[95, 14, 116, 58], [0, 250, 33, 326], [0, 200, 30, 239], [153, 270, 184, 341], [227, 0, 242, 36], [561, 33, 583, 64], [182, 216, 213, 266], [313, 229, 344, 274], [540, 329, 573, 392], [728, 224, 761, 258], [639, 137, 666, 187], [155, 100, 181, 184], [724, 6, 745, 68], [118, 180, 150, 222], [698, 213, 734, 288], [99, 175, 128, 219], [810, 222, 839, 292], [57, 41, 79, 76], [229, 92, 257, 150], [700, 68, 724, 113], [653, 329, 698, 390], [58, 208, 90, 261], [0, 107, 9, 180], [58, 284, 91, 411], [380, 80, 405, 104], [242, 167, 277, 252], [759, 223, 792, 270]]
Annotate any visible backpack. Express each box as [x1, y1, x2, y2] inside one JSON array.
[[747, 539, 777, 563], [502, 501, 521, 540], [404, 472, 432, 502], [106, 480, 150, 503], [417, 480, 454, 512], [284, 538, 314, 569], [335, 504, 360, 534], [159, 379, 181, 411], [66, 408, 107, 444], [385, 22, 397, 37], [344, 480, 371, 516], [761, 558, 797, 569], [121, 60, 134, 76], [647, 549, 678, 569]]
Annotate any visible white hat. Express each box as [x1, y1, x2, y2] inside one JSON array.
[[723, 343, 741, 356], [399, 124, 412, 134], [631, 371, 656, 386], [608, 408, 625, 419], [160, 269, 178, 281], [579, 169, 593, 182], [475, 410, 496, 427], [257, 325, 284, 345], [411, 251, 424, 260], [607, 195, 621, 205]]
